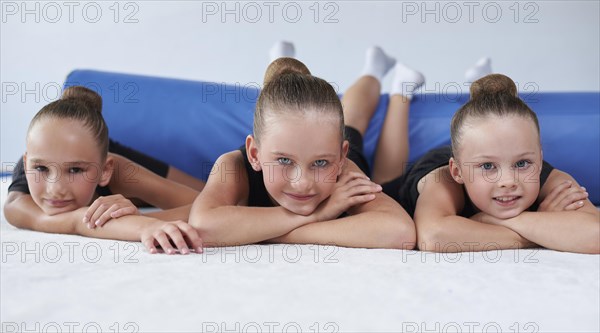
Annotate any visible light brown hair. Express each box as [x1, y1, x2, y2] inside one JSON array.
[[28, 88, 109, 159], [450, 74, 540, 156], [254, 57, 344, 144]]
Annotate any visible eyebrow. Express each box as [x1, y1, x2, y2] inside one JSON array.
[[472, 152, 537, 160], [271, 151, 337, 159], [29, 158, 94, 165]]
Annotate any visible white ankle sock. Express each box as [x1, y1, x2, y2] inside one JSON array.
[[465, 57, 492, 82], [390, 63, 425, 100], [360, 46, 396, 83], [269, 41, 295, 62]]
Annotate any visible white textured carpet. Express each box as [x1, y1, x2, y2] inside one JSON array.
[[1, 177, 599, 333]]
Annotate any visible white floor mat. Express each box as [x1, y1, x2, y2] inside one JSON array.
[[1, 177, 598, 332]]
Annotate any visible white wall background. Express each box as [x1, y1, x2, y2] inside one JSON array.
[[1, 1, 599, 169]]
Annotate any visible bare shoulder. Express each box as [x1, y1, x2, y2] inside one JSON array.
[[199, 150, 250, 206], [216, 150, 245, 164], [415, 166, 464, 217], [417, 166, 459, 194]]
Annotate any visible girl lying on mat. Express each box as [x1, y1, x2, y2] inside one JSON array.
[[189, 44, 421, 249], [382, 73, 599, 254], [4, 86, 204, 254]]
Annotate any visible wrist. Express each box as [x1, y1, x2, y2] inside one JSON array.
[[507, 211, 526, 227], [282, 207, 316, 227]]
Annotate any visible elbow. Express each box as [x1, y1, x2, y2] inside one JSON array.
[[415, 221, 448, 252], [379, 214, 416, 250], [3, 192, 27, 229], [188, 211, 208, 232], [582, 229, 600, 255], [574, 213, 600, 254], [188, 209, 220, 245]]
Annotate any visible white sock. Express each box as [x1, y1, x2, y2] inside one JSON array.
[[361, 46, 396, 83], [269, 41, 295, 62], [390, 63, 425, 100], [465, 57, 492, 82]]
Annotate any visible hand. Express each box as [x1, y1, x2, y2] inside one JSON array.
[[313, 171, 381, 222], [141, 220, 203, 255], [538, 181, 588, 212], [83, 194, 139, 228]]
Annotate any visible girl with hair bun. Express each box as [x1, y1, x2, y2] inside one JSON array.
[[189, 44, 421, 249], [4, 86, 203, 255], [382, 73, 599, 254]]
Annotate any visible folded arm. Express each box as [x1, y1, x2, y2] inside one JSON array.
[[414, 167, 537, 252], [4, 191, 200, 253], [188, 152, 314, 246], [267, 160, 416, 249], [486, 170, 599, 254]]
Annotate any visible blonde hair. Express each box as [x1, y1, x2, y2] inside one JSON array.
[[254, 57, 344, 144]]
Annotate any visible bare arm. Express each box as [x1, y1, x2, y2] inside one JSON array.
[[4, 191, 80, 234], [414, 167, 537, 252], [4, 192, 201, 253], [188, 151, 314, 246], [109, 153, 198, 209], [484, 170, 599, 254], [267, 160, 416, 249], [81, 154, 199, 227]]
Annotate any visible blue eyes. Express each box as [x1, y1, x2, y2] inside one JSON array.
[[479, 160, 531, 171], [481, 163, 494, 170], [277, 158, 328, 168], [515, 160, 530, 168], [277, 158, 292, 165]]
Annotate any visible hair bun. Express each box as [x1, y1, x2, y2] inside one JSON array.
[[61, 86, 103, 114], [470, 74, 518, 100], [263, 57, 311, 86]]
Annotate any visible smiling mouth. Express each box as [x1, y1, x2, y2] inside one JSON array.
[[45, 199, 74, 208], [285, 193, 317, 201], [493, 196, 521, 206]]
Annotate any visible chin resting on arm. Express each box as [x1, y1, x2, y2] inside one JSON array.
[[188, 152, 315, 246], [481, 170, 600, 254], [4, 192, 202, 254], [267, 162, 416, 250], [414, 167, 537, 252]]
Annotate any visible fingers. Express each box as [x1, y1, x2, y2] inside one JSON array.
[[539, 181, 589, 212], [153, 229, 178, 255], [563, 200, 586, 211], [544, 181, 573, 204], [346, 193, 377, 206], [84, 195, 138, 228], [110, 206, 139, 219], [341, 177, 382, 195], [549, 182, 588, 211], [142, 236, 159, 254], [92, 204, 123, 227], [144, 222, 204, 255], [176, 222, 204, 253], [83, 196, 104, 228]]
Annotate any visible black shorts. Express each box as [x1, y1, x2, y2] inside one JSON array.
[[108, 140, 169, 178], [345, 126, 370, 176], [382, 146, 452, 217]]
